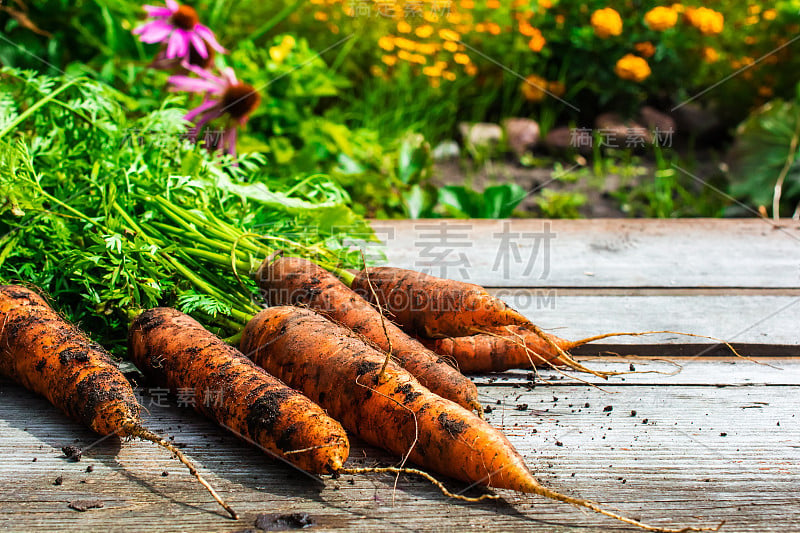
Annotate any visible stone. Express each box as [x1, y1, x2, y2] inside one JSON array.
[[458, 122, 503, 151], [431, 140, 460, 161], [594, 112, 652, 148], [502, 118, 540, 157]]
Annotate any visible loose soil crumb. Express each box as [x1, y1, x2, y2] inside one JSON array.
[[68, 500, 104, 512], [516, 404, 528, 411], [53, 476, 63, 486], [62, 445, 82, 462], [603, 405, 613, 412], [254, 512, 314, 530]]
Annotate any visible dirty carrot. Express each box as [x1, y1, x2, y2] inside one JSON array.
[[255, 256, 482, 414], [0, 285, 237, 519], [423, 325, 601, 374], [128, 307, 350, 474], [240, 306, 719, 533], [350, 266, 531, 338]]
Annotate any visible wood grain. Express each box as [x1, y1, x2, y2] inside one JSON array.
[[370, 219, 800, 288], [1, 360, 798, 532]]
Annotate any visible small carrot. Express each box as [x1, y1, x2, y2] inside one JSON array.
[[423, 325, 602, 374], [350, 266, 531, 338], [255, 256, 482, 414], [0, 285, 236, 519], [128, 307, 350, 474], [240, 306, 719, 533]]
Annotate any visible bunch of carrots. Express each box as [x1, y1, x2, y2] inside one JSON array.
[[0, 219, 722, 532]]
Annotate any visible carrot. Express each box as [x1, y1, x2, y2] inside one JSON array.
[[240, 306, 719, 533], [0, 285, 237, 519], [128, 307, 350, 474], [255, 256, 482, 414], [350, 266, 531, 338]]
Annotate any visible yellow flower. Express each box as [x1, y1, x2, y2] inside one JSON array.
[[423, 65, 443, 77], [269, 45, 289, 63], [378, 35, 395, 51], [382, 54, 398, 66], [417, 43, 439, 55], [763, 9, 777, 21], [453, 52, 470, 65], [370, 65, 384, 78], [465, 63, 478, 76], [521, 74, 548, 102], [634, 41, 656, 58], [443, 40, 459, 52], [527, 29, 546, 52], [702, 46, 719, 63], [443, 71, 456, 81], [395, 37, 416, 50], [644, 6, 678, 31], [614, 54, 651, 82], [539, 0, 552, 8], [519, 21, 536, 37], [685, 7, 723, 35], [748, 5, 761, 15], [397, 50, 412, 61], [460, 0, 474, 8], [487, 0, 500, 8], [280, 35, 296, 49], [439, 28, 460, 41], [745, 15, 759, 25], [415, 25, 434, 38], [487, 22, 501, 35], [397, 20, 412, 33], [671, 3, 684, 13], [591, 8, 623, 38], [313, 11, 328, 21]]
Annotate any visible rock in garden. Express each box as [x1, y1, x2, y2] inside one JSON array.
[[458, 122, 503, 151], [639, 105, 676, 135], [502, 118, 540, 157], [594, 112, 652, 147], [431, 140, 460, 161], [544, 126, 587, 153]]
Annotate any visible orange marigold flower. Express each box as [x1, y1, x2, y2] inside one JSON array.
[[313, 11, 328, 21], [527, 29, 546, 52], [397, 20, 412, 33], [539, 0, 552, 8], [465, 63, 478, 76], [382, 54, 398, 66], [758, 86, 773, 98], [702, 46, 719, 63], [685, 7, 723, 35], [591, 8, 623, 38], [614, 54, 651, 82], [634, 41, 656, 58], [763, 9, 777, 21], [443, 40, 459, 52], [548, 80, 566, 97], [454, 52, 470, 64], [378, 35, 395, 51], [487, 0, 500, 8], [486, 22, 501, 35], [644, 6, 678, 31], [439, 28, 460, 41], [415, 24, 434, 38], [521, 74, 548, 101], [443, 71, 457, 81]]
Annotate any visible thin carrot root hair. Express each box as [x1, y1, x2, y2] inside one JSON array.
[[564, 330, 775, 368], [527, 482, 724, 533], [338, 466, 500, 503], [360, 257, 393, 382], [121, 420, 238, 520]]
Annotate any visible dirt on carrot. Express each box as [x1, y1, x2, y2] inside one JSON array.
[[0, 285, 236, 519], [255, 256, 482, 414], [129, 307, 350, 475], [350, 266, 531, 338]]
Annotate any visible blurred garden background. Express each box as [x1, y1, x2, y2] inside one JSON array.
[[3, 0, 800, 220]]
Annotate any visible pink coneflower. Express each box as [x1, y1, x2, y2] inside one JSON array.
[[169, 65, 260, 157], [134, 1, 224, 61]]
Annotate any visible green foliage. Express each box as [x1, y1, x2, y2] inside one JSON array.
[[535, 189, 586, 219], [0, 68, 371, 353], [728, 93, 800, 217]]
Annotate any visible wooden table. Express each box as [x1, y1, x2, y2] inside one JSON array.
[[2, 219, 798, 532]]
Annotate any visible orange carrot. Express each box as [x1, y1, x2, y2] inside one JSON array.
[[129, 308, 350, 474], [255, 256, 482, 413], [240, 306, 719, 532], [0, 285, 236, 518], [423, 325, 573, 373], [350, 266, 531, 338]]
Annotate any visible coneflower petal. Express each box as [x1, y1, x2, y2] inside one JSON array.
[[184, 99, 220, 122], [166, 0, 179, 12], [168, 76, 224, 94], [195, 24, 226, 53], [166, 30, 188, 58], [189, 32, 208, 59], [182, 63, 227, 86], [143, 5, 173, 17], [220, 67, 238, 86], [135, 20, 173, 43]]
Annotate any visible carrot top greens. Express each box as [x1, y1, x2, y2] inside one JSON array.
[[0, 67, 376, 354]]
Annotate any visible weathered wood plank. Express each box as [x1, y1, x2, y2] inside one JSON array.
[[490, 292, 800, 353], [368, 219, 800, 288], [1, 361, 798, 532]]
